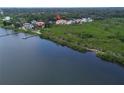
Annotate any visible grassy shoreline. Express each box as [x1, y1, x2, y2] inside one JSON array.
[[40, 32, 124, 65], [39, 20, 124, 65], [1, 19, 124, 65]]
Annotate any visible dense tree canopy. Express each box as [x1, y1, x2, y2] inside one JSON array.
[[1, 8, 124, 21]]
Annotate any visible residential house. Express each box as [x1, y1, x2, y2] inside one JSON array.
[[87, 17, 93, 22], [74, 19, 82, 24], [66, 20, 74, 25], [81, 18, 88, 23], [55, 17, 93, 25], [36, 21, 45, 29], [22, 23, 34, 30], [2, 16, 11, 21], [77, 18, 93, 24], [56, 19, 67, 25], [2, 16, 13, 26], [31, 20, 37, 25]]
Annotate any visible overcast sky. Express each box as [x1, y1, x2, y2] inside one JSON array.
[[0, 0, 123, 7]]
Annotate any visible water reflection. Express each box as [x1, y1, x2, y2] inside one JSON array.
[[0, 28, 124, 85]]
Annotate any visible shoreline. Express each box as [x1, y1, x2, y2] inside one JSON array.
[[1, 26, 124, 66], [40, 32, 124, 65]]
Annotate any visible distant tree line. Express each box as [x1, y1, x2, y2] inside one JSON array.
[[1, 8, 124, 19]]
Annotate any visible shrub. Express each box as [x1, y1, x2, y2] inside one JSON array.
[[80, 32, 94, 39]]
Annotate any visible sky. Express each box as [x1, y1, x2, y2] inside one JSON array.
[[0, 0, 123, 7]]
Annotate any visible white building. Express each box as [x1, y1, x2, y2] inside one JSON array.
[[2, 16, 11, 21], [81, 18, 88, 23], [56, 19, 67, 25], [87, 17, 93, 22], [79, 18, 94, 24], [56, 18, 93, 25], [66, 20, 74, 25], [22, 23, 34, 30]]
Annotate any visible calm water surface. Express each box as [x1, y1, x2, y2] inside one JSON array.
[[0, 28, 124, 85]]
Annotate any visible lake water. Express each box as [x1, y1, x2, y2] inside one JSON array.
[[0, 28, 124, 85]]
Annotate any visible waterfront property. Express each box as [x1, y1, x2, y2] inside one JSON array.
[[36, 21, 45, 29], [0, 14, 124, 65], [0, 8, 124, 85], [0, 28, 124, 85], [41, 18, 124, 64], [22, 23, 34, 30]]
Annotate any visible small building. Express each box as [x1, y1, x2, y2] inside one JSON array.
[[66, 20, 74, 25], [2, 16, 11, 21], [36, 21, 45, 29], [31, 20, 37, 25], [2, 16, 12, 26], [74, 19, 82, 24], [55, 18, 94, 25], [81, 18, 88, 23], [87, 17, 93, 22], [81, 17, 93, 23], [22, 23, 34, 30], [56, 19, 67, 25]]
